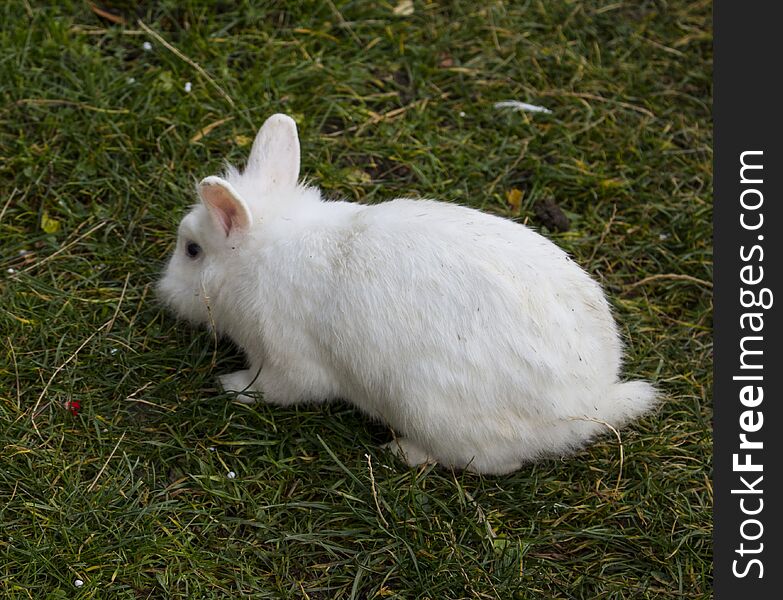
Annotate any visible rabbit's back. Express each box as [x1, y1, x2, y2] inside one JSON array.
[[320, 199, 622, 415]]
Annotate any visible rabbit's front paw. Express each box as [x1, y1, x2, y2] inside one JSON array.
[[218, 369, 260, 404], [383, 438, 435, 468]]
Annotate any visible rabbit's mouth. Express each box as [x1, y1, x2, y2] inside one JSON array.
[[156, 267, 211, 328]]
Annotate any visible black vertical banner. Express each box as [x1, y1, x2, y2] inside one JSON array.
[[714, 2, 782, 597]]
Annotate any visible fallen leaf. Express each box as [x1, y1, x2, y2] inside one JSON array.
[[87, 2, 126, 25], [599, 178, 626, 189], [234, 134, 252, 147], [190, 117, 234, 143], [41, 210, 60, 234], [494, 100, 552, 114], [10, 314, 35, 325], [438, 52, 454, 68], [393, 0, 415, 16], [346, 168, 372, 185], [506, 188, 523, 210]]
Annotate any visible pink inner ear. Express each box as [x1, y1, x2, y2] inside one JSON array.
[[201, 182, 250, 236]]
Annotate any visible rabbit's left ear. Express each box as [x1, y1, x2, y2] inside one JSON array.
[[198, 176, 252, 236], [246, 113, 300, 189]]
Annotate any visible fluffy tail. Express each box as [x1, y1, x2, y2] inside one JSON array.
[[600, 380, 659, 427]]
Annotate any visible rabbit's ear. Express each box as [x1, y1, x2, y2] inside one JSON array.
[[198, 176, 252, 236], [246, 113, 300, 189]]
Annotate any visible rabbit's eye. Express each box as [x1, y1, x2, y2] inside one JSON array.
[[185, 241, 202, 259]]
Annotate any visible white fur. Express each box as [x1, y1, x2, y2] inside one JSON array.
[[158, 113, 657, 475]]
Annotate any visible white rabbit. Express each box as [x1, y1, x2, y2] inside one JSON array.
[[158, 113, 657, 475]]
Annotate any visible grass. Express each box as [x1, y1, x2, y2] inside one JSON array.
[[0, 1, 711, 598]]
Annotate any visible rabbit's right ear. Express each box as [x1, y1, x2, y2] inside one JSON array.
[[198, 176, 252, 237], [246, 113, 300, 189]]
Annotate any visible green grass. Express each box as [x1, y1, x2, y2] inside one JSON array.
[[0, 1, 711, 598]]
